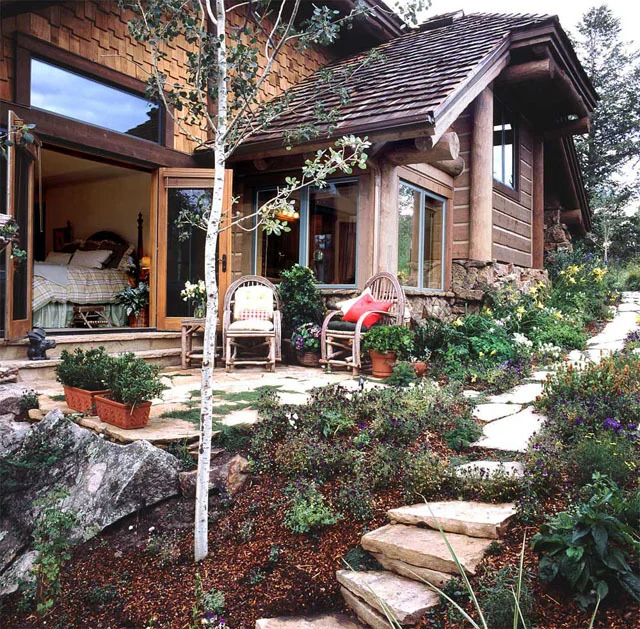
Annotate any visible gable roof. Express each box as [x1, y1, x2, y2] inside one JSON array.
[[232, 11, 595, 158]]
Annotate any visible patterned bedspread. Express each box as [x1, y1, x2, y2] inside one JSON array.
[[33, 267, 129, 312]]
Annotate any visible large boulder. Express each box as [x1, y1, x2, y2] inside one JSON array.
[[0, 414, 30, 455], [0, 409, 182, 596], [179, 453, 250, 498], [0, 384, 30, 418]]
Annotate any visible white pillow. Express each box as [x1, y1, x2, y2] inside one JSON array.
[[69, 249, 112, 269], [44, 252, 72, 266], [336, 287, 372, 315], [228, 319, 274, 332]]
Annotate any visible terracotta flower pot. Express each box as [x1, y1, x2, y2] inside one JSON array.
[[413, 361, 427, 378], [128, 308, 149, 328], [297, 351, 321, 367], [369, 350, 396, 378], [94, 394, 152, 430], [63, 385, 110, 413]]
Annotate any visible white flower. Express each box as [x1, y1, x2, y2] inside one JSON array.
[[128, 525, 134, 531], [148, 526, 155, 532], [513, 333, 533, 348]]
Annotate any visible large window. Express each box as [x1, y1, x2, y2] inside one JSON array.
[[397, 181, 446, 291], [493, 100, 517, 189], [254, 179, 358, 286], [30, 58, 162, 143]]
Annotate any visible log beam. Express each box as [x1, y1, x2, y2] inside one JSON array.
[[432, 156, 465, 178], [469, 87, 494, 262], [543, 117, 590, 140], [384, 132, 460, 166], [532, 138, 544, 269], [497, 58, 556, 84]]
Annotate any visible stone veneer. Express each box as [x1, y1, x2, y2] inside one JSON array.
[[324, 260, 548, 323]]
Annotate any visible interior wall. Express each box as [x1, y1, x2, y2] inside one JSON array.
[[44, 171, 151, 256]]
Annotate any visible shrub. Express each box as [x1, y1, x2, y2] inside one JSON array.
[[104, 353, 167, 406], [386, 361, 418, 387], [336, 481, 375, 522], [443, 415, 482, 451], [282, 480, 341, 534], [56, 347, 111, 391], [479, 566, 534, 629], [531, 474, 640, 609], [625, 269, 640, 291], [19, 389, 39, 412], [574, 435, 636, 487], [278, 264, 325, 334]]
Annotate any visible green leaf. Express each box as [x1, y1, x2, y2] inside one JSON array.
[[592, 523, 608, 557], [538, 555, 559, 583]]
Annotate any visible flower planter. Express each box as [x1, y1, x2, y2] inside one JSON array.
[[297, 351, 321, 367], [369, 350, 396, 378], [94, 394, 152, 429], [413, 361, 427, 378], [63, 385, 110, 413], [128, 307, 149, 328]]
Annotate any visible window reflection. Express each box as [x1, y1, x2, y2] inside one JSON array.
[[493, 100, 516, 188], [30, 58, 161, 142]]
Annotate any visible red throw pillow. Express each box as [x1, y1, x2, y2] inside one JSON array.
[[343, 294, 393, 327]]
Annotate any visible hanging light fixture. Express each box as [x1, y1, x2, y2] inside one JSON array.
[[275, 207, 300, 222]]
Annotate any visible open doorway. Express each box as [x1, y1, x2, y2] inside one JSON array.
[[34, 148, 152, 330]]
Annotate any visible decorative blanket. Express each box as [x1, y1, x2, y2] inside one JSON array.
[[33, 267, 129, 312]]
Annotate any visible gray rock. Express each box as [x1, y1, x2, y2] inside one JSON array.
[[256, 613, 364, 628], [0, 409, 181, 596], [0, 384, 30, 417], [179, 453, 250, 498], [0, 414, 30, 455]]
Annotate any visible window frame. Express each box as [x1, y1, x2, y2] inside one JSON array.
[[252, 177, 360, 288], [14, 33, 173, 148], [397, 179, 447, 292], [492, 98, 519, 199]]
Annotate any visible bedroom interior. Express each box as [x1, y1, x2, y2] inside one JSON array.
[[34, 148, 152, 330]]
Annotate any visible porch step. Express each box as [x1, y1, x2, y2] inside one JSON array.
[[1, 331, 190, 360], [361, 524, 493, 576], [4, 348, 183, 384], [387, 501, 517, 540], [336, 570, 439, 626]]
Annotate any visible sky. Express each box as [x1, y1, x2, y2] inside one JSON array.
[[416, 0, 639, 44]]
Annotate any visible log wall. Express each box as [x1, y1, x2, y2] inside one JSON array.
[[450, 102, 534, 267], [0, 2, 332, 154]]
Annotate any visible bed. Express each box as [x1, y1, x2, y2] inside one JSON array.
[[32, 230, 134, 329]]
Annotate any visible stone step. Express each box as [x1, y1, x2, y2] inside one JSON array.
[[370, 553, 451, 587], [472, 406, 544, 452], [255, 613, 364, 628], [340, 587, 389, 629], [387, 501, 516, 540], [337, 570, 439, 626], [472, 402, 522, 423], [0, 330, 189, 360], [361, 524, 493, 576], [6, 348, 183, 384]]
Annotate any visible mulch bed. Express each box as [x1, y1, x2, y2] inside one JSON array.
[[4, 476, 639, 628]]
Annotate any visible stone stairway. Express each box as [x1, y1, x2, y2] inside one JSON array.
[[337, 501, 516, 628]]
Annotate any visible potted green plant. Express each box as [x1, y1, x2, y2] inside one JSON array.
[[277, 265, 325, 336], [116, 282, 150, 328], [55, 347, 111, 412], [94, 353, 167, 429], [362, 325, 414, 378], [291, 322, 323, 367]]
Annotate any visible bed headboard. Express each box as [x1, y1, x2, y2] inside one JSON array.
[[88, 231, 128, 245]]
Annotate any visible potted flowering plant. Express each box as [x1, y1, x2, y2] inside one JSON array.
[[94, 353, 167, 429], [55, 347, 111, 412], [181, 279, 207, 318], [361, 325, 414, 378], [291, 322, 322, 367]]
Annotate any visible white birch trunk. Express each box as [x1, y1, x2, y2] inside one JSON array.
[[194, 0, 228, 562]]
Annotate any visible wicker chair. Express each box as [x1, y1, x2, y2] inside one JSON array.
[[222, 275, 282, 372], [320, 272, 406, 375]]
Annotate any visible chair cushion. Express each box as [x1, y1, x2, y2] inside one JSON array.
[[234, 285, 274, 321], [343, 294, 393, 327], [327, 319, 380, 332], [336, 288, 372, 315], [228, 319, 274, 332]]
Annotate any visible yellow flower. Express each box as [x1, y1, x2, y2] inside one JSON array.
[[452, 318, 463, 327], [484, 307, 493, 316], [479, 351, 484, 357], [516, 306, 526, 315], [569, 277, 576, 284], [490, 349, 496, 355], [536, 302, 544, 309], [553, 311, 563, 320]]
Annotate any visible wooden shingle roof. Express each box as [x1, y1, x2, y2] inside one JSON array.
[[238, 12, 556, 152]]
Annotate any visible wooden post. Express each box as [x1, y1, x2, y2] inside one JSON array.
[[469, 87, 494, 262], [532, 138, 544, 269], [378, 162, 398, 273]]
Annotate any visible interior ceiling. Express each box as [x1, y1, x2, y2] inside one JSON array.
[[41, 149, 147, 187]]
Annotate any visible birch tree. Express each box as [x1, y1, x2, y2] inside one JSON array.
[[125, 0, 425, 561]]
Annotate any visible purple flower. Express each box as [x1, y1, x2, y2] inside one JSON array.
[[603, 417, 622, 433]]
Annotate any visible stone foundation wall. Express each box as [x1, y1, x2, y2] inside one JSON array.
[[408, 260, 548, 322], [323, 260, 548, 323]]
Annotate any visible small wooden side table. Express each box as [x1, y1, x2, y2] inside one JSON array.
[[72, 305, 111, 328], [181, 317, 206, 369]]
